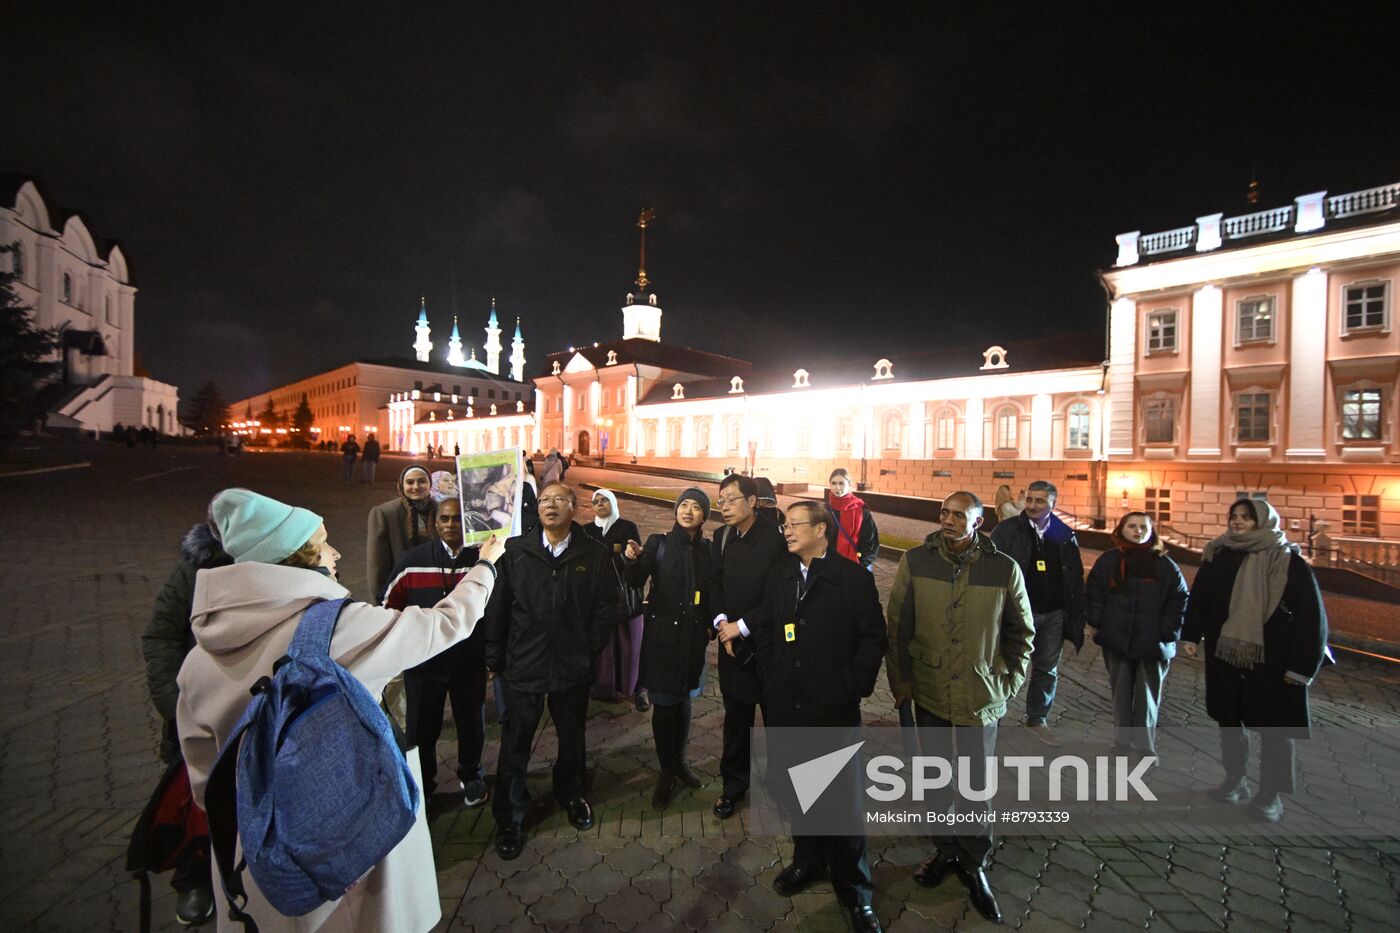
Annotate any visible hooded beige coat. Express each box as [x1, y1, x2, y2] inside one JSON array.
[[176, 560, 495, 933]]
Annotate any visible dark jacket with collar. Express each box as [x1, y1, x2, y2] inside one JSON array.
[[753, 552, 888, 728], [142, 523, 233, 762], [710, 514, 789, 704], [1084, 549, 1188, 662], [626, 525, 713, 694], [483, 522, 618, 693], [989, 510, 1086, 650]]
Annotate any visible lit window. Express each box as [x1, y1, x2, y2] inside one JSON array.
[[1236, 392, 1271, 443], [1342, 494, 1380, 536], [1341, 389, 1382, 440], [1144, 397, 1175, 444], [669, 422, 682, 453], [726, 418, 740, 451], [1146, 309, 1178, 353], [838, 415, 853, 451], [11, 243, 23, 279], [1237, 297, 1274, 343], [936, 410, 956, 450], [697, 420, 710, 451], [1067, 402, 1091, 449], [883, 411, 904, 450], [796, 420, 810, 452], [1343, 282, 1388, 332], [62, 272, 73, 303], [994, 407, 1017, 450], [1145, 488, 1171, 523], [576, 393, 584, 411]]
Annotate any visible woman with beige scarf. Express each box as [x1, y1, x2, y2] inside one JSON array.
[[1180, 498, 1329, 822]]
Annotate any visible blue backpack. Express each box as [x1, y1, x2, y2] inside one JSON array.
[[206, 597, 418, 928]]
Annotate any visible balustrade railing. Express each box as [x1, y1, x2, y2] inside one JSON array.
[[1139, 225, 1196, 255], [1327, 183, 1400, 220], [1223, 205, 1295, 240]]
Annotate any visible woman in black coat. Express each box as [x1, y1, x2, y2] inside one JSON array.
[[584, 488, 645, 706], [624, 487, 713, 809], [1180, 498, 1329, 823], [1084, 512, 1187, 758]]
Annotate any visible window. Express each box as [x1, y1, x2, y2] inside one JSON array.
[[1144, 397, 1176, 444], [576, 393, 584, 411], [1145, 488, 1171, 523], [1236, 392, 1272, 443], [644, 422, 657, 453], [1341, 389, 1383, 440], [488, 389, 497, 400], [616, 387, 625, 407], [10, 243, 22, 279], [1067, 402, 1091, 449], [543, 397, 550, 414], [994, 407, 1017, 450], [882, 411, 904, 450], [1146, 309, 1178, 353], [936, 410, 956, 450], [838, 415, 853, 451], [61, 272, 73, 304], [452, 385, 461, 396], [1237, 297, 1274, 343], [697, 419, 710, 452], [1342, 494, 1380, 536], [726, 418, 741, 451], [1234, 490, 1268, 504], [670, 421, 683, 454], [796, 420, 811, 452], [1343, 282, 1388, 332]]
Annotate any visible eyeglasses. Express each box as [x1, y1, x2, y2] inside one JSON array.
[[539, 495, 573, 506], [716, 494, 750, 507], [780, 521, 816, 531]]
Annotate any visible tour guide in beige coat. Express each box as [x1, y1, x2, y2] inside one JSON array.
[[177, 488, 501, 933]]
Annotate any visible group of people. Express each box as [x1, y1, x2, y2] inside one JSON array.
[[139, 458, 1329, 932], [337, 432, 381, 483]]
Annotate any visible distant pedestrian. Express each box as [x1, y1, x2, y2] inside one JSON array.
[[826, 468, 879, 570], [584, 489, 645, 707], [367, 464, 435, 601], [993, 485, 1024, 521], [453, 442, 460, 458], [1084, 512, 1187, 758], [754, 476, 784, 525], [989, 480, 1085, 746], [1181, 499, 1328, 822], [539, 449, 563, 487], [140, 520, 233, 927], [361, 434, 381, 483], [341, 434, 360, 483], [126, 424, 138, 448]]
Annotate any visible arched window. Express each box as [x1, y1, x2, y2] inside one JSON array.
[[726, 417, 741, 451], [1066, 402, 1091, 450], [935, 409, 957, 450], [644, 421, 657, 454], [796, 419, 811, 452], [10, 243, 22, 280], [669, 420, 683, 454], [105, 295, 115, 324], [995, 406, 1018, 450], [696, 419, 711, 452], [62, 272, 73, 304], [882, 410, 904, 450], [838, 414, 854, 452]]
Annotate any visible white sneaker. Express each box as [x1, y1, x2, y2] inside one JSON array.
[[1025, 722, 1062, 747]]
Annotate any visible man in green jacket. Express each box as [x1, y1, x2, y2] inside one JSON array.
[[886, 491, 1034, 925]]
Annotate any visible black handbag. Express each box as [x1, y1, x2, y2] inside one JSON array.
[[611, 556, 644, 621]]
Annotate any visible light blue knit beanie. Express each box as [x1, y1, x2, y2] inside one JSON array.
[[208, 488, 324, 565]]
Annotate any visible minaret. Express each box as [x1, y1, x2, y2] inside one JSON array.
[[622, 209, 662, 341], [484, 297, 503, 375], [413, 297, 432, 362], [510, 317, 526, 382], [447, 316, 466, 367]]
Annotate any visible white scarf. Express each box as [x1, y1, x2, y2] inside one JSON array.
[[592, 488, 620, 536]]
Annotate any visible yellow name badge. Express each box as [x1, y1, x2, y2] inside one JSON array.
[[694, 591, 702, 605], [784, 623, 796, 643], [1036, 560, 1047, 572]]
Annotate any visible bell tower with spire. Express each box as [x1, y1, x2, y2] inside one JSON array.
[[447, 315, 466, 367], [413, 297, 432, 362], [484, 297, 503, 375], [510, 317, 527, 382], [621, 209, 663, 342]]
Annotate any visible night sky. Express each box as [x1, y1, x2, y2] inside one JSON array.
[[8, 3, 1399, 402]]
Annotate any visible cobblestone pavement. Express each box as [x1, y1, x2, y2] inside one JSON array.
[[1, 440, 1398, 932]]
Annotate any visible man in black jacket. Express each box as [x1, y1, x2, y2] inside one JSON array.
[[754, 501, 887, 932], [711, 473, 789, 819], [484, 482, 617, 859], [989, 480, 1085, 746]]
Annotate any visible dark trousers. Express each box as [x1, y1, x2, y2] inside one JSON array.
[[721, 698, 766, 799], [404, 643, 487, 792], [651, 697, 693, 771], [793, 835, 873, 908], [492, 683, 591, 825], [915, 706, 997, 869], [1102, 649, 1169, 755], [170, 837, 210, 894], [1219, 725, 1296, 795]]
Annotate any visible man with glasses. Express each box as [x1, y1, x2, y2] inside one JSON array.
[[382, 497, 490, 810], [710, 473, 788, 819], [484, 483, 617, 859], [753, 501, 887, 932], [886, 491, 1034, 923]]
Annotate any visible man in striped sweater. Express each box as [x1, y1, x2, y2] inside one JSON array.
[[383, 497, 490, 808]]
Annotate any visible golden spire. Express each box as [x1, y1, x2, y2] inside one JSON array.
[[635, 208, 656, 289], [1246, 177, 1260, 206]]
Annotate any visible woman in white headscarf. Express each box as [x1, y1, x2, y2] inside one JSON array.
[[1180, 498, 1329, 823], [583, 488, 647, 708]]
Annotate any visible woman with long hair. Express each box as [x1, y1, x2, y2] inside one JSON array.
[[1084, 511, 1187, 758], [826, 468, 879, 570], [367, 464, 436, 600], [1180, 498, 1329, 822]]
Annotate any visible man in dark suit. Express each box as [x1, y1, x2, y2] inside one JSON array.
[[710, 473, 789, 819], [753, 500, 887, 933]]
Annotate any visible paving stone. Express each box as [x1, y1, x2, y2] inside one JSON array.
[[570, 861, 630, 903], [543, 842, 604, 874], [731, 883, 792, 926], [507, 865, 565, 906], [1153, 910, 1224, 932], [528, 888, 594, 931], [593, 887, 661, 932], [665, 883, 728, 930]]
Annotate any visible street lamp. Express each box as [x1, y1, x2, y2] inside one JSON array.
[[598, 417, 613, 466]]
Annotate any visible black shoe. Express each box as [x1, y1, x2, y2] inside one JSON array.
[[1207, 776, 1250, 803], [1248, 791, 1284, 822], [713, 795, 740, 819], [674, 761, 704, 789], [652, 771, 677, 810], [175, 886, 214, 926], [495, 821, 526, 860], [956, 863, 1003, 924], [635, 689, 652, 712], [563, 797, 594, 830], [848, 905, 883, 932], [914, 851, 956, 888], [773, 862, 823, 897]]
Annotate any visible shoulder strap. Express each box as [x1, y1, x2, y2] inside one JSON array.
[[719, 525, 731, 556], [657, 534, 668, 566], [287, 596, 352, 660], [207, 696, 265, 933]]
